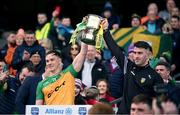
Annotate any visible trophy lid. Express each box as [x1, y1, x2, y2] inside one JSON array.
[[86, 14, 102, 29]]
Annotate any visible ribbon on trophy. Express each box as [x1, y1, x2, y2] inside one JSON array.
[[95, 24, 104, 52], [69, 21, 86, 45]]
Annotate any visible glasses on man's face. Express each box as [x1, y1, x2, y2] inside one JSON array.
[[71, 47, 78, 51]]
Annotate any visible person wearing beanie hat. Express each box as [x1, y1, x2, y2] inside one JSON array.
[[103, 1, 113, 14], [75, 78, 84, 94], [30, 50, 40, 57], [101, 1, 121, 30], [16, 28, 25, 46], [128, 43, 134, 54], [131, 13, 141, 27], [29, 50, 44, 74], [104, 1, 112, 9], [12, 30, 46, 76], [132, 14, 141, 20], [128, 43, 134, 62], [74, 78, 86, 104], [17, 28, 25, 38]]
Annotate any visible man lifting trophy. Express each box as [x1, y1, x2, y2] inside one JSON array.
[[70, 14, 104, 51]]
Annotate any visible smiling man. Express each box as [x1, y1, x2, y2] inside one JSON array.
[[155, 61, 171, 83], [36, 42, 88, 105], [101, 19, 163, 114], [12, 30, 46, 73]]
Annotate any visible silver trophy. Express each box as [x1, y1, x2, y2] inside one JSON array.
[[81, 14, 102, 45]]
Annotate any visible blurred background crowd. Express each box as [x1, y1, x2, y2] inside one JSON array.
[[0, 0, 180, 114]]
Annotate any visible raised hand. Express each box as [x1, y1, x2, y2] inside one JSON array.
[[101, 18, 109, 30]]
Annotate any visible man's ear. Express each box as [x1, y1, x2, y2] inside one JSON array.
[[167, 70, 170, 76], [58, 58, 63, 67], [60, 62, 63, 67], [147, 50, 153, 59]]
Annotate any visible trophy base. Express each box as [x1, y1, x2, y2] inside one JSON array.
[[81, 38, 95, 45]]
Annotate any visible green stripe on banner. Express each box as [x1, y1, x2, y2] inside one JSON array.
[[111, 27, 172, 60], [111, 28, 120, 35], [157, 34, 172, 58], [115, 27, 138, 43], [123, 40, 133, 53], [132, 30, 172, 58]]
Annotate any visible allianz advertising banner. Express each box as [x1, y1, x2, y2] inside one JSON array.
[[26, 105, 92, 115]]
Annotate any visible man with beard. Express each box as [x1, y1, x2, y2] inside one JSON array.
[[0, 32, 17, 75], [101, 19, 163, 114], [35, 9, 59, 42], [35, 12, 50, 41], [12, 30, 46, 74]]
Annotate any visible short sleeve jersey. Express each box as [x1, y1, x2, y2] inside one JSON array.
[[36, 64, 77, 105]]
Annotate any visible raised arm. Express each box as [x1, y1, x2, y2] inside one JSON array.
[[101, 19, 126, 68], [72, 42, 88, 72]]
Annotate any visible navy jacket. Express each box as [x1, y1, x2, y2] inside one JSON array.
[[12, 41, 45, 72], [103, 59, 124, 98], [15, 76, 42, 114], [0, 44, 8, 60], [0, 77, 21, 114]]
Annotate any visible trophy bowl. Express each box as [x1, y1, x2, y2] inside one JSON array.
[[81, 14, 102, 45]]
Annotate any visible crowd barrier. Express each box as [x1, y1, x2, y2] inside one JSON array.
[[26, 105, 92, 115]]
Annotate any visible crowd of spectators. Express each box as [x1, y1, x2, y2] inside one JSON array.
[[0, 0, 180, 114]]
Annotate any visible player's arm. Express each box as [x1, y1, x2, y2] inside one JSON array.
[[72, 42, 88, 72]]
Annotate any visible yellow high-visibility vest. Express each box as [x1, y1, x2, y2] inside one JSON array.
[[35, 23, 50, 40]]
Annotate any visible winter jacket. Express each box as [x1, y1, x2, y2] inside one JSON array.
[[12, 41, 45, 73]]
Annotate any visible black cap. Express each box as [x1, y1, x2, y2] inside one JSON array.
[[30, 50, 41, 57]]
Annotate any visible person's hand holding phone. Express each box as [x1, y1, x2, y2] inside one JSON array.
[[0, 70, 9, 83]]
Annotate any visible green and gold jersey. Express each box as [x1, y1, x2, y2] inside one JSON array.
[[36, 65, 77, 105]]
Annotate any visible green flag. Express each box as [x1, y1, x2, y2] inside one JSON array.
[[111, 27, 145, 54], [111, 27, 173, 58], [132, 30, 173, 58]]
